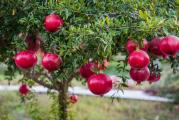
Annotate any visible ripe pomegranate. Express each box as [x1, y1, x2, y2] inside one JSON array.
[[70, 95, 78, 104], [42, 53, 62, 72], [141, 39, 149, 51], [125, 39, 137, 54], [15, 50, 37, 69], [44, 14, 64, 32], [149, 37, 167, 58], [130, 67, 150, 84], [147, 72, 160, 83], [128, 50, 150, 68], [125, 39, 149, 54], [19, 84, 29, 96], [87, 74, 112, 95], [160, 35, 179, 57], [80, 62, 95, 79]]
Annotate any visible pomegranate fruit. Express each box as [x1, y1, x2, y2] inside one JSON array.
[[141, 39, 149, 51], [147, 72, 160, 83], [125, 39, 137, 54], [149, 37, 167, 58], [128, 50, 150, 68], [42, 53, 62, 72], [87, 74, 112, 95], [80, 62, 95, 79], [130, 67, 150, 84], [19, 84, 29, 96], [125, 39, 149, 54], [15, 50, 37, 69], [70, 95, 78, 104], [44, 14, 64, 32], [160, 35, 179, 57]]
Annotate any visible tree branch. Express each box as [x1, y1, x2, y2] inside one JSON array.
[[25, 70, 57, 90], [33, 77, 56, 90]]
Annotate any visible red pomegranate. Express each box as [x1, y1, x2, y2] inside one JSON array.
[[125, 39, 149, 54], [87, 74, 112, 95], [42, 53, 62, 72], [70, 95, 78, 104], [44, 14, 64, 32], [160, 35, 179, 57], [128, 50, 150, 68], [15, 50, 37, 69], [149, 37, 167, 58], [130, 67, 150, 84], [147, 72, 160, 83], [19, 84, 29, 96], [80, 62, 95, 79], [141, 39, 149, 51], [125, 39, 137, 54]]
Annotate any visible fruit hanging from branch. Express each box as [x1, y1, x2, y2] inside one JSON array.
[[79, 62, 96, 79], [125, 38, 149, 54], [147, 72, 161, 84], [87, 74, 112, 96], [19, 84, 30, 96], [42, 53, 63, 72], [130, 67, 150, 84], [15, 50, 37, 70], [128, 50, 150, 69], [70, 95, 79, 104], [149, 37, 167, 58], [159, 35, 179, 58], [44, 14, 64, 32]]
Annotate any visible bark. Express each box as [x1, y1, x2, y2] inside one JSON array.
[[58, 81, 68, 120]]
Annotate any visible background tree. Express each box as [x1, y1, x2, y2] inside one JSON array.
[[0, 0, 178, 120]]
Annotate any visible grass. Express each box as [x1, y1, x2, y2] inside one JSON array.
[[0, 62, 179, 120], [0, 92, 178, 120]]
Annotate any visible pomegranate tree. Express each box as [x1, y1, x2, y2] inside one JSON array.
[[0, 1, 178, 120]]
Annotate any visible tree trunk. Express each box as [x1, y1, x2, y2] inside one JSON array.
[[58, 82, 68, 120]]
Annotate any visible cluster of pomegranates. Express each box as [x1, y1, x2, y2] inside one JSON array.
[[126, 35, 179, 84], [79, 61, 112, 96], [15, 13, 179, 97], [15, 14, 64, 71], [15, 14, 64, 95]]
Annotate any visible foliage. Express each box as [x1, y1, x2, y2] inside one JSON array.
[[0, 0, 178, 81]]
